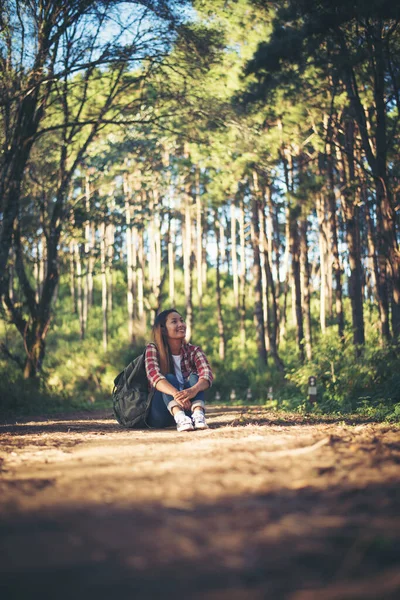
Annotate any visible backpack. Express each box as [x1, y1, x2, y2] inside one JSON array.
[[112, 352, 155, 428]]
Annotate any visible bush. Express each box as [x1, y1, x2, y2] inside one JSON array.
[[286, 332, 400, 420]]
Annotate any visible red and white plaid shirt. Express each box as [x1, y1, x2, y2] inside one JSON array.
[[145, 342, 213, 389]]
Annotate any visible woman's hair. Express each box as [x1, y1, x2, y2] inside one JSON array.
[[151, 309, 181, 375]]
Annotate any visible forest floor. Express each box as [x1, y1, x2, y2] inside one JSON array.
[[0, 406, 400, 600]]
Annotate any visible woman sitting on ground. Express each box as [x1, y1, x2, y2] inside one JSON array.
[[145, 309, 213, 432]]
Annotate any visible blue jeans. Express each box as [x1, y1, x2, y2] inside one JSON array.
[[147, 373, 205, 429]]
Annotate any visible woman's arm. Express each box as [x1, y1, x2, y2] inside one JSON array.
[[174, 377, 209, 404], [145, 344, 191, 410], [193, 347, 214, 388], [154, 374, 191, 411]]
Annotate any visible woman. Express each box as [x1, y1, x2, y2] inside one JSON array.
[[145, 309, 213, 432]]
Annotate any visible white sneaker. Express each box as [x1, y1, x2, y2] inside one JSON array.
[[174, 411, 194, 432], [192, 410, 208, 430]]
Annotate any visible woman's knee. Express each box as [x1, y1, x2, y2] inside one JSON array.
[[187, 373, 199, 387]]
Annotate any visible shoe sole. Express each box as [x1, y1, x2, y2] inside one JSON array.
[[177, 425, 194, 432], [194, 423, 208, 430]]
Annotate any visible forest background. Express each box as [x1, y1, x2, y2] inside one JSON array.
[[1, 0, 400, 421]]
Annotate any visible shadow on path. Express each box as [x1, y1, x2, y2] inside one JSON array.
[[1, 480, 400, 600]]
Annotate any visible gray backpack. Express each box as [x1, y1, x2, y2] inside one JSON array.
[[112, 352, 154, 428]]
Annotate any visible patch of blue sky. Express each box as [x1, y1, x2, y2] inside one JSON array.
[[4, 1, 194, 76]]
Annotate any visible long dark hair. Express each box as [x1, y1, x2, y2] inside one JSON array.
[[151, 309, 182, 375]]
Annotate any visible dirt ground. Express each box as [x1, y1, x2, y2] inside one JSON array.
[[1, 406, 400, 600]]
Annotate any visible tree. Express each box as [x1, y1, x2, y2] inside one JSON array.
[[0, 0, 188, 376], [245, 0, 400, 339]]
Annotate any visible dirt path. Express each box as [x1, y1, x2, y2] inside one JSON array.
[[1, 407, 400, 600]]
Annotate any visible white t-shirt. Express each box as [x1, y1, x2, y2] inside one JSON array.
[[172, 354, 184, 389]]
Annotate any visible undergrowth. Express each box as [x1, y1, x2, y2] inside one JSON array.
[[1, 273, 399, 423]]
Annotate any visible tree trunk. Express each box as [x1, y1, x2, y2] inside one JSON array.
[[100, 221, 108, 351], [289, 204, 305, 362], [23, 323, 46, 379], [316, 194, 327, 334], [266, 185, 281, 342], [215, 212, 226, 360], [239, 196, 246, 346], [84, 173, 94, 318], [327, 144, 345, 339], [280, 202, 290, 340], [338, 30, 400, 339], [168, 217, 175, 306], [69, 240, 77, 313], [39, 233, 46, 300], [0, 70, 47, 296], [375, 182, 394, 341], [33, 241, 40, 303], [195, 168, 203, 308], [75, 242, 84, 339], [300, 217, 312, 360], [259, 202, 271, 353], [8, 251, 14, 303], [183, 188, 193, 340], [365, 188, 379, 300], [251, 174, 268, 367], [339, 119, 365, 347], [219, 218, 226, 273], [152, 188, 163, 312], [89, 223, 95, 307], [107, 220, 114, 315], [124, 173, 134, 343], [261, 189, 284, 371], [372, 29, 400, 338], [137, 227, 144, 320], [231, 199, 239, 310], [202, 204, 208, 290], [9, 193, 63, 377]]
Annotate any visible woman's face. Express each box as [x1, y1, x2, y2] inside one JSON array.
[[164, 312, 186, 340]]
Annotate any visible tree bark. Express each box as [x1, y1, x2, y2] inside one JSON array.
[[251, 173, 268, 367], [69, 240, 77, 313], [261, 190, 284, 371], [124, 173, 134, 343], [300, 217, 312, 360], [265, 185, 281, 343], [168, 212, 175, 306], [137, 226, 145, 320], [152, 188, 163, 312], [239, 195, 247, 346], [75, 242, 84, 339], [289, 203, 305, 363], [327, 143, 345, 339], [215, 212, 226, 360], [106, 219, 114, 315], [231, 199, 239, 310], [259, 201, 271, 353], [84, 173, 94, 322], [337, 27, 400, 339], [316, 194, 327, 334], [183, 186, 193, 341], [100, 221, 108, 351], [195, 167, 203, 308], [280, 202, 290, 340], [339, 118, 365, 347]]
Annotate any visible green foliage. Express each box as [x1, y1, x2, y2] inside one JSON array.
[[1, 267, 400, 422], [286, 331, 400, 420]]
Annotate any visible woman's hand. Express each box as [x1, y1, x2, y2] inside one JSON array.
[[173, 388, 195, 411]]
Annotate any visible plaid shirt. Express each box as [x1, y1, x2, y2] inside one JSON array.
[[145, 342, 213, 389]]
